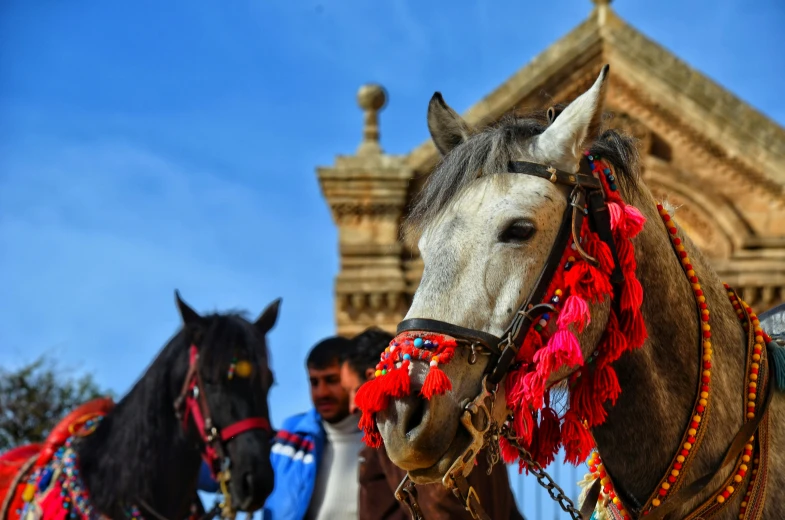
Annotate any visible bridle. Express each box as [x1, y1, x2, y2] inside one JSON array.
[[395, 156, 620, 520], [173, 345, 272, 520], [391, 156, 775, 520]]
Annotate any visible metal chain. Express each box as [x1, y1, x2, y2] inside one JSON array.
[[502, 430, 586, 520]]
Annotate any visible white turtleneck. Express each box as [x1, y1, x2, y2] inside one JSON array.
[[306, 413, 364, 520]]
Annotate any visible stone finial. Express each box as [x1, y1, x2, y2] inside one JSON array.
[[357, 83, 388, 155]]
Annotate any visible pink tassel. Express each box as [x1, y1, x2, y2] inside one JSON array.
[[623, 205, 646, 236], [557, 295, 591, 332], [421, 365, 452, 399], [608, 202, 623, 231], [621, 276, 643, 310], [533, 329, 584, 373], [562, 411, 595, 465]]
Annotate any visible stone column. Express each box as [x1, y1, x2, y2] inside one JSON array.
[[317, 84, 413, 336]]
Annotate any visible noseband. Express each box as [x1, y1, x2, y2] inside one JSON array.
[[395, 157, 622, 520], [173, 345, 272, 519]]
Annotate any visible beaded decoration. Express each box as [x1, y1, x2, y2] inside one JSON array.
[[356, 152, 649, 469], [17, 416, 144, 520], [227, 357, 253, 380], [355, 333, 456, 446], [580, 206, 774, 520]]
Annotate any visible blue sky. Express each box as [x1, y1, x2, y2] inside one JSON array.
[[2, 0, 784, 514]]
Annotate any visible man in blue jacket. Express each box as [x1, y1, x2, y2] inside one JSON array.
[[262, 335, 359, 520]]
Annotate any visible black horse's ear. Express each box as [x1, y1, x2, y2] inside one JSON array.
[[254, 298, 282, 335], [175, 290, 205, 328]]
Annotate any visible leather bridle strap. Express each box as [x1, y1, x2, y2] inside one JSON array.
[[174, 345, 272, 477]]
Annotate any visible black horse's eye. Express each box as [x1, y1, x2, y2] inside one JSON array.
[[499, 221, 535, 243]]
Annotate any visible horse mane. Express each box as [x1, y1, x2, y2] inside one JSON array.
[[76, 310, 269, 517], [405, 108, 642, 240]]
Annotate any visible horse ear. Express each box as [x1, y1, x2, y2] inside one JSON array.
[[174, 290, 204, 328], [536, 65, 609, 171], [427, 92, 471, 156], [254, 298, 282, 335]]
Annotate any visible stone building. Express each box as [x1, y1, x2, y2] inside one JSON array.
[[317, 0, 785, 337]]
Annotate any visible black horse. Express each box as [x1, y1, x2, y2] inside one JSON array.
[[71, 290, 280, 519]]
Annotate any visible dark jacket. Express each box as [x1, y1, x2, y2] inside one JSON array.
[[359, 443, 524, 520]]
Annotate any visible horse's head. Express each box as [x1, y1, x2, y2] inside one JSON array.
[[376, 67, 626, 483], [174, 291, 280, 511]]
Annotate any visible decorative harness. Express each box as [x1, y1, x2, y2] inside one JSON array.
[[173, 345, 272, 520], [355, 153, 776, 520]]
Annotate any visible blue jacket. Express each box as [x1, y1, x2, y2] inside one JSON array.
[[262, 408, 325, 520]]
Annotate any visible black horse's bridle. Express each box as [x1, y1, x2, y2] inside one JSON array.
[[394, 157, 625, 520]]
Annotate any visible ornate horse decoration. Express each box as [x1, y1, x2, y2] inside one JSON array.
[[0, 291, 281, 520], [355, 66, 785, 519]]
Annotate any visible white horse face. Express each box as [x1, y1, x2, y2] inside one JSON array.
[[377, 67, 613, 483]]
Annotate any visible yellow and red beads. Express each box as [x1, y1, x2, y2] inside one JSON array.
[[587, 451, 631, 518], [646, 204, 714, 510]]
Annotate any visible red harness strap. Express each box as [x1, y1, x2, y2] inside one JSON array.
[[180, 346, 271, 476]]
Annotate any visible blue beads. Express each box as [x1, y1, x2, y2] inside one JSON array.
[[543, 313, 550, 320], [610, 184, 618, 191], [403, 354, 411, 360], [413, 338, 423, 348], [603, 168, 610, 174], [564, 262, 573, 270], [608, 175, 615, 182], [588, 155, 594, 161]]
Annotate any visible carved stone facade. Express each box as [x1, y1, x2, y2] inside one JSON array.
[[317, 3, 785, 336]]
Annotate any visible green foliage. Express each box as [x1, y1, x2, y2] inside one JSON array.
[[0, 355, 113, 452]]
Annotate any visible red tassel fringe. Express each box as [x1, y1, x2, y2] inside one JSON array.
[[421, 365, 452, 399]]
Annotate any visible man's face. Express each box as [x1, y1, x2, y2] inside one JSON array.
[[308, 361, 350, 423], [340, 362, 364, 415]]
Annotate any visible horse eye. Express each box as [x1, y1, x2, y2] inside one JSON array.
[[499, 221, 535, 243]]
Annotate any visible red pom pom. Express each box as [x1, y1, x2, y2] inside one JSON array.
[[421, 365, 452, 399], [355, 378, 388, 414]]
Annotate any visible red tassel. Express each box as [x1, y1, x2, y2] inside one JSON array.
[[621, 275, 643, 311], [562, 411, 594, 465], [421, 365, 452, 399], [570, 370, 607, 427], [362, 429, 382, 448], [386, 361, 412, 398], [565, 263, 613, 303], [615, 237, 637, 273], [499, 436, 520, 464], [620, 310, 647, 349], [523, 370, 546, 410], [355, 378, 388, 414], [597, 326, 628, 367], [513, 407, 535, 446], [532, 406, 561, 467], [533, 329, 584, 375], [595, 363, 621, 406], [585, 237, 615, 276]]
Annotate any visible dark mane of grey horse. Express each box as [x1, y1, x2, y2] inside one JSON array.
[[405, 110, 641, 239]]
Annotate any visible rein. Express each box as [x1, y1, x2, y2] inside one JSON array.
[[388, 157, 775, 520], [173, 345, 272, 520]]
